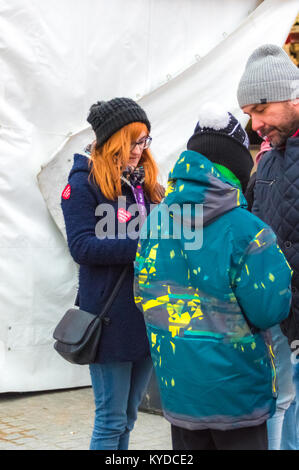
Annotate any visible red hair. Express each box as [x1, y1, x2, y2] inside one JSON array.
[[89, 122, 162, 203]]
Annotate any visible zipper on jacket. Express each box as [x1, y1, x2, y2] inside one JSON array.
[[256, 179, 276, 186], [266, 343, 277, 397]]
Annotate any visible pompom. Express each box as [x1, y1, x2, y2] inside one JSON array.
[[197, 102, 230, 131]]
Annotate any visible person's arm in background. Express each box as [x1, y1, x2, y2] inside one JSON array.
[[244, 172, 256, 212], [245, 137, 271, 214]]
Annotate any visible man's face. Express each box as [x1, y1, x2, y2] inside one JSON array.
[[242, 101, 299, 147]]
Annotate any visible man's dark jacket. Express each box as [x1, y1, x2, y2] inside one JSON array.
[[251, 136, 299, 344]]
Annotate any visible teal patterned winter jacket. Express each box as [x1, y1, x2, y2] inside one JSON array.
[[134, 150, 292, 431]]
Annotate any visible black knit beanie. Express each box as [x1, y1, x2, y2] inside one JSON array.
[[87, 97, 151, 147], [187, 108, 253, 192]]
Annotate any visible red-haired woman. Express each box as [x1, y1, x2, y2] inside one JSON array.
[[61, 98, 163, 450]]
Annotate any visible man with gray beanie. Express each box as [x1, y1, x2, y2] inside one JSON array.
[[237, 44, 299, 451]]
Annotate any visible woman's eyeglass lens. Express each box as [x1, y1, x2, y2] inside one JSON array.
[[130, 136, 152, 151]]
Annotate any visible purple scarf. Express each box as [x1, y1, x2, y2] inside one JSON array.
[[121, 165, 147, 225]]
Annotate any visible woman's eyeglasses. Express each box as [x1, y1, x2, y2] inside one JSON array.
[[130, 136, 152, 151]]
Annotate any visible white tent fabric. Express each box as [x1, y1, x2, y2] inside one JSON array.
[[0, 0, 298, 392]]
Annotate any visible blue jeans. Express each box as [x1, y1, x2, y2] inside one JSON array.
[[89, 356, 153, 450], [267, 325, 295, 450], [280, 362, 299, 450], [294, 362, 299, 449]]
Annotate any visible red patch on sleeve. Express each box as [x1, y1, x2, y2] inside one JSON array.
[[62, 184, 71, 200]]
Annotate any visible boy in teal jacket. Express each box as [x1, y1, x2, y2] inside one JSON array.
[[134, 107, 292, 450]]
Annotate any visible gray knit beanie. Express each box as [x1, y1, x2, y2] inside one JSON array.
[[237, 44, 299, 108]]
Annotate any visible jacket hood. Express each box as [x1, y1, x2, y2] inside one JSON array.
[[165, 150, 247, 226], [68, 153, 91, 179]]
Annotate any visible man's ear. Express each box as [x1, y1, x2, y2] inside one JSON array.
[[290, 98, 299, 117]]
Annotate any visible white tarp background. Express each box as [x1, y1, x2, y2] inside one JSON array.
[[0, 0, 298, 392]]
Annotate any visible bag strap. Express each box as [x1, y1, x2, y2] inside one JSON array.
[[98, 265, 130, 320]]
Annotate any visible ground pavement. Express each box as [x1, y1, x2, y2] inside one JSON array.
[[0, 387, 172, 450]]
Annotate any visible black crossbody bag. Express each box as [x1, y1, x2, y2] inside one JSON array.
[[53, 266, 129, 365]]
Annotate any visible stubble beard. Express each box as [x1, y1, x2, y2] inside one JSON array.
[[265, 108, 299, 147]]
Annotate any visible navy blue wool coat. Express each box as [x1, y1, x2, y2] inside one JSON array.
[[61, 153, 152, 363]]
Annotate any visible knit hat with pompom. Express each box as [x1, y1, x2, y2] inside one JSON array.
[[187, 103, 253, 192]]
